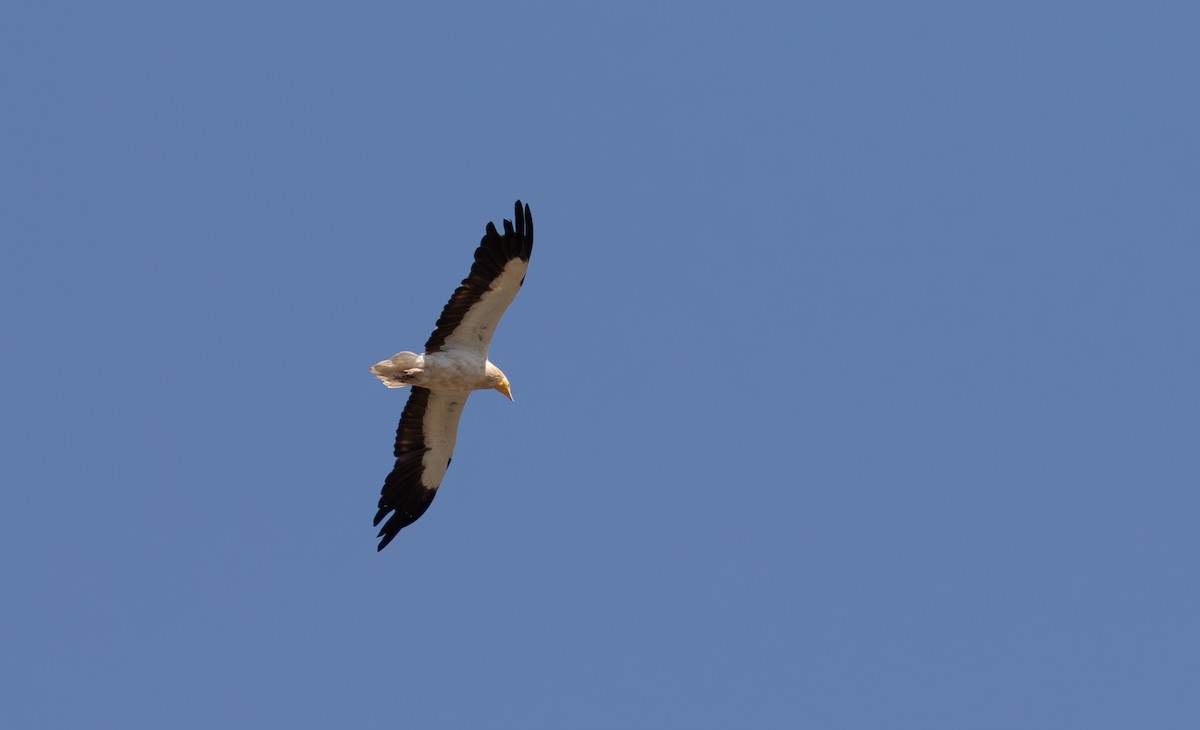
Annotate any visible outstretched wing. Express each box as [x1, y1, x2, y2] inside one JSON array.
[[424, 200, 534, 356], [374, 387, 470, 551]]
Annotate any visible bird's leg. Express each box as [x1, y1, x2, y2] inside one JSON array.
[[400, 368, 424, 384]]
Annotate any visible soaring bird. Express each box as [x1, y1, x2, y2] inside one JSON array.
[[369, 201, 533, 550]]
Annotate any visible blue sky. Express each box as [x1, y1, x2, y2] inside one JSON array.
[[3, 2, 1198, 727]]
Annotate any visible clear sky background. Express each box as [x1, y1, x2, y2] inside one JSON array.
[[3, 2, 1198, 727]]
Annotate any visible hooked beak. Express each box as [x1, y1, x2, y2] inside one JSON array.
[[495, 380, 514, 402]]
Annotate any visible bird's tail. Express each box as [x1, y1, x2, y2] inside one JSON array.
[[370, 351, 423, 388]]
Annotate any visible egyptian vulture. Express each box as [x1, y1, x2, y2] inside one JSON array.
[[369, 200, 533, 550]]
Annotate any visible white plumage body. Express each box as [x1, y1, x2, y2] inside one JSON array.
[[370, 350, 508, 393]]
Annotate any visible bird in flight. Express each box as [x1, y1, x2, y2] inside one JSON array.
[[369, 201, 534, 550]]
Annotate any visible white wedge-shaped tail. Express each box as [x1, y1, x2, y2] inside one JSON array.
[[370, 351, 423, 388]]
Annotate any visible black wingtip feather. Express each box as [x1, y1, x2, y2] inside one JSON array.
[[374, 484, 437, 550]]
